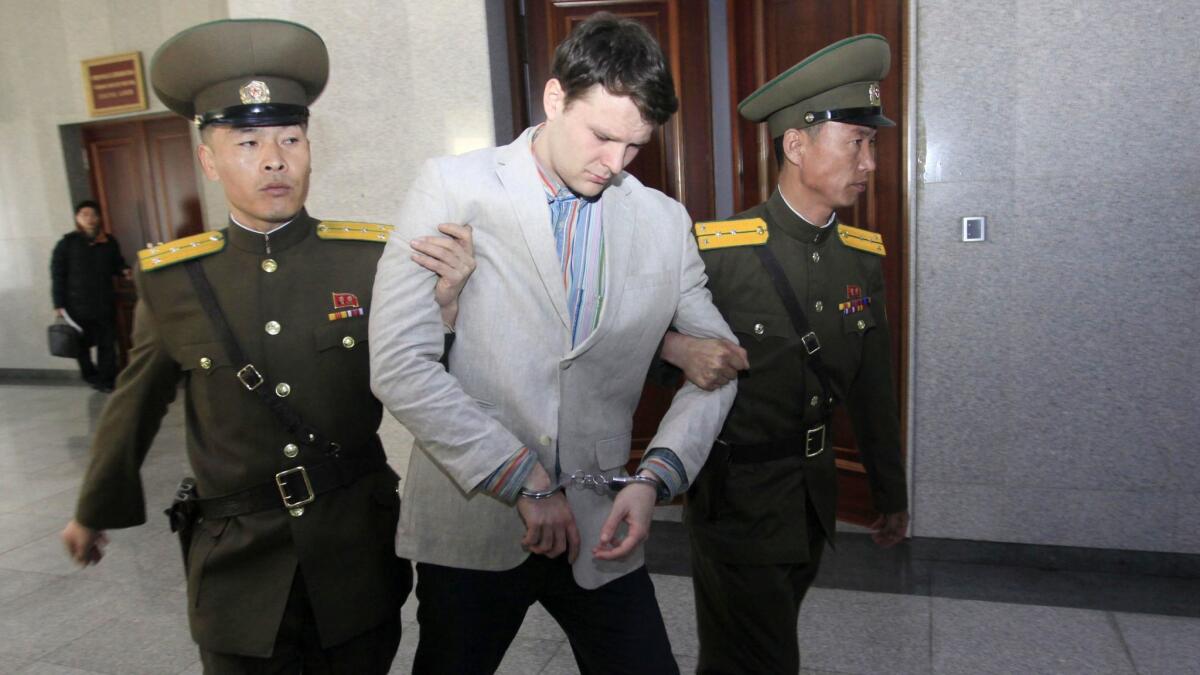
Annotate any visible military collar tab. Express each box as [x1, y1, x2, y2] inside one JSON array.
[[765, 191, 835, 245], [225, 209, 314, 254]]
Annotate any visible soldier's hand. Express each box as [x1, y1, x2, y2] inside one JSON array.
[[593, 475, 657, 561], [410, 223, 476, 329], [515, 464, 581, 564], [54, 308, 64, 318], [869, 511, 909, 548], [661, 331, 748, 391], [61, 519, 108, 566]]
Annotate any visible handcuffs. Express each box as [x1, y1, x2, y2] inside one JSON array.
[[519, 469, 663, 501]]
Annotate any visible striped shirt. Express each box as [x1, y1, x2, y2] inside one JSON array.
[[533, 156, 605, 347]]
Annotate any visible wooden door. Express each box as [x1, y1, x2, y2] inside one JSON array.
[[82, 115, 203, 367], [728, 0, 908, 525], [509, 0, 716, 458]]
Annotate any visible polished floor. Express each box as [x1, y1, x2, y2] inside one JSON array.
[[1, 381, 1198, 674]]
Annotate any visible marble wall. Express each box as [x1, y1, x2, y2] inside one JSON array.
[[910, 0, 1200, 553], [0, 0, 503, 371], [0, 0, 226, 370]]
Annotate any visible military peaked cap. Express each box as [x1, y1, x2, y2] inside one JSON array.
[[151, 18, 328, 128], [739, 34, 894, 137]]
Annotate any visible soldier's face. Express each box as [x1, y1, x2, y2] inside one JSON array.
[[198, 125, 311, 232], [793, 122, 878, 211], [535, 82, 655, 198]]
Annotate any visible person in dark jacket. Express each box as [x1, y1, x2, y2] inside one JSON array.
[[50, 199, 130, 392]]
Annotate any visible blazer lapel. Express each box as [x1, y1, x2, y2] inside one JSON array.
[[495, 131, 570, 330], [569, 177, 633, 358]]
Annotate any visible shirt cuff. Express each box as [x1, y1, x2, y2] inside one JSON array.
[[638, 447, 688, 502], [479, 445, 538, 504]]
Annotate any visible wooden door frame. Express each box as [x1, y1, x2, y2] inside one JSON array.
[[502, 0, 914, 524]]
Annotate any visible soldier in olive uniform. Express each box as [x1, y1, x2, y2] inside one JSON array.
[[660, 35, 910, 674], [59, 19, 474, 673]]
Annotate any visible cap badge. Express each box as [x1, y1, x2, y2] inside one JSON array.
[[239, 80, 271, 105], [868, 83, 881, 106]]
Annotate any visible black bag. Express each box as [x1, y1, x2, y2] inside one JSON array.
[[47, 317, 83, 358]]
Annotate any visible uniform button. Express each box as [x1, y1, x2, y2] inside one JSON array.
[[341, 336, 356, 349], [538, 435, 552, 447], [265, 320, 281, 335], [275, 382, 292, 397], [811, 251, 821, 263], [811, 396, 820, 407], [856, 319, 867, 330], [261, 258, 278, 273], [753, 323, 765, 336], [814, 301, 824, 312], [283, 443, 299, 458], [289, 507, 305, 518], [199, 357, 212, 370]]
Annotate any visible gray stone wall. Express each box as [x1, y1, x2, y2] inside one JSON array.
[[910, 0, 1200, 553]]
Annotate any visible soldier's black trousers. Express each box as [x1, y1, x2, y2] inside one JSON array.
[[691, 497, 827, 675], [198, 570, 401, 674], [413, 555, 680, 674]]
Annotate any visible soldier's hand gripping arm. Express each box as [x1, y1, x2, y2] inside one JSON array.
[[410, 222, 476, 330], [660, 331, 748, 391]]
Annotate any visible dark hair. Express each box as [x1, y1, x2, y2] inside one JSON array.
[[551, 12, 678, 125], [773, 125, 823, 168], [74, 199, 101, 215]]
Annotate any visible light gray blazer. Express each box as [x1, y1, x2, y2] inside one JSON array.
[[369, 128, 736, 589]]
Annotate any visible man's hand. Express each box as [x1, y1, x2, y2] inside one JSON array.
[[869, 511, 909, 548], [61, 519, 108, 566], [661, 331, 748, 391], [593, 474, 658, 561], [54, 308, 64, 318], [410, 223, 476, 329], [515, 464, 581, 563]]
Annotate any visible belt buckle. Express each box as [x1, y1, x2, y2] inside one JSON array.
[[236, 364, 264, 391], [805, 425, 826, 458], [275, 466, 316, 508], [800, 332, 821, 355]]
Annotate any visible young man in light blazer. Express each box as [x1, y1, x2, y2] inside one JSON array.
[[369, 12, 741, 675]]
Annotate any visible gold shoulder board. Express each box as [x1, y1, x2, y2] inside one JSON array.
[[694, 218, 769, 251], [138, 231, 225, 271], [316, 221, 394, 243], [837, 224, 886, 256]]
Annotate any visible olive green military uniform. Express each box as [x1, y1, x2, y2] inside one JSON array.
[[682, 34, 908, 674], [72, 18, 410, 669], [75, 213, 409, 658]]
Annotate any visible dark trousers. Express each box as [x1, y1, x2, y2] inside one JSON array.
[[199, 570, 401, 675], [691, 498, 827, 675], [413, 555, 680, 674], [74, 315, 117, 387]]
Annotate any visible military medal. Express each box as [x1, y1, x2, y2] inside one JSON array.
[[839, 286, 872, 315], [328, 292, 364, 321]]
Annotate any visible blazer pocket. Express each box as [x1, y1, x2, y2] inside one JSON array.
[[175, 342, 230, 375], [595, 432, 632, 471], [624, 272, 671, 290]]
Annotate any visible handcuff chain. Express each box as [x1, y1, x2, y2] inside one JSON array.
[[568, 469, 610, 494]]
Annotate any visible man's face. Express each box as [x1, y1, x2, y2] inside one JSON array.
[[792, 121, 878, 212], [197, 125, 311, 231], [537, 82, 656, 198], [74, 207, 100, 236]]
